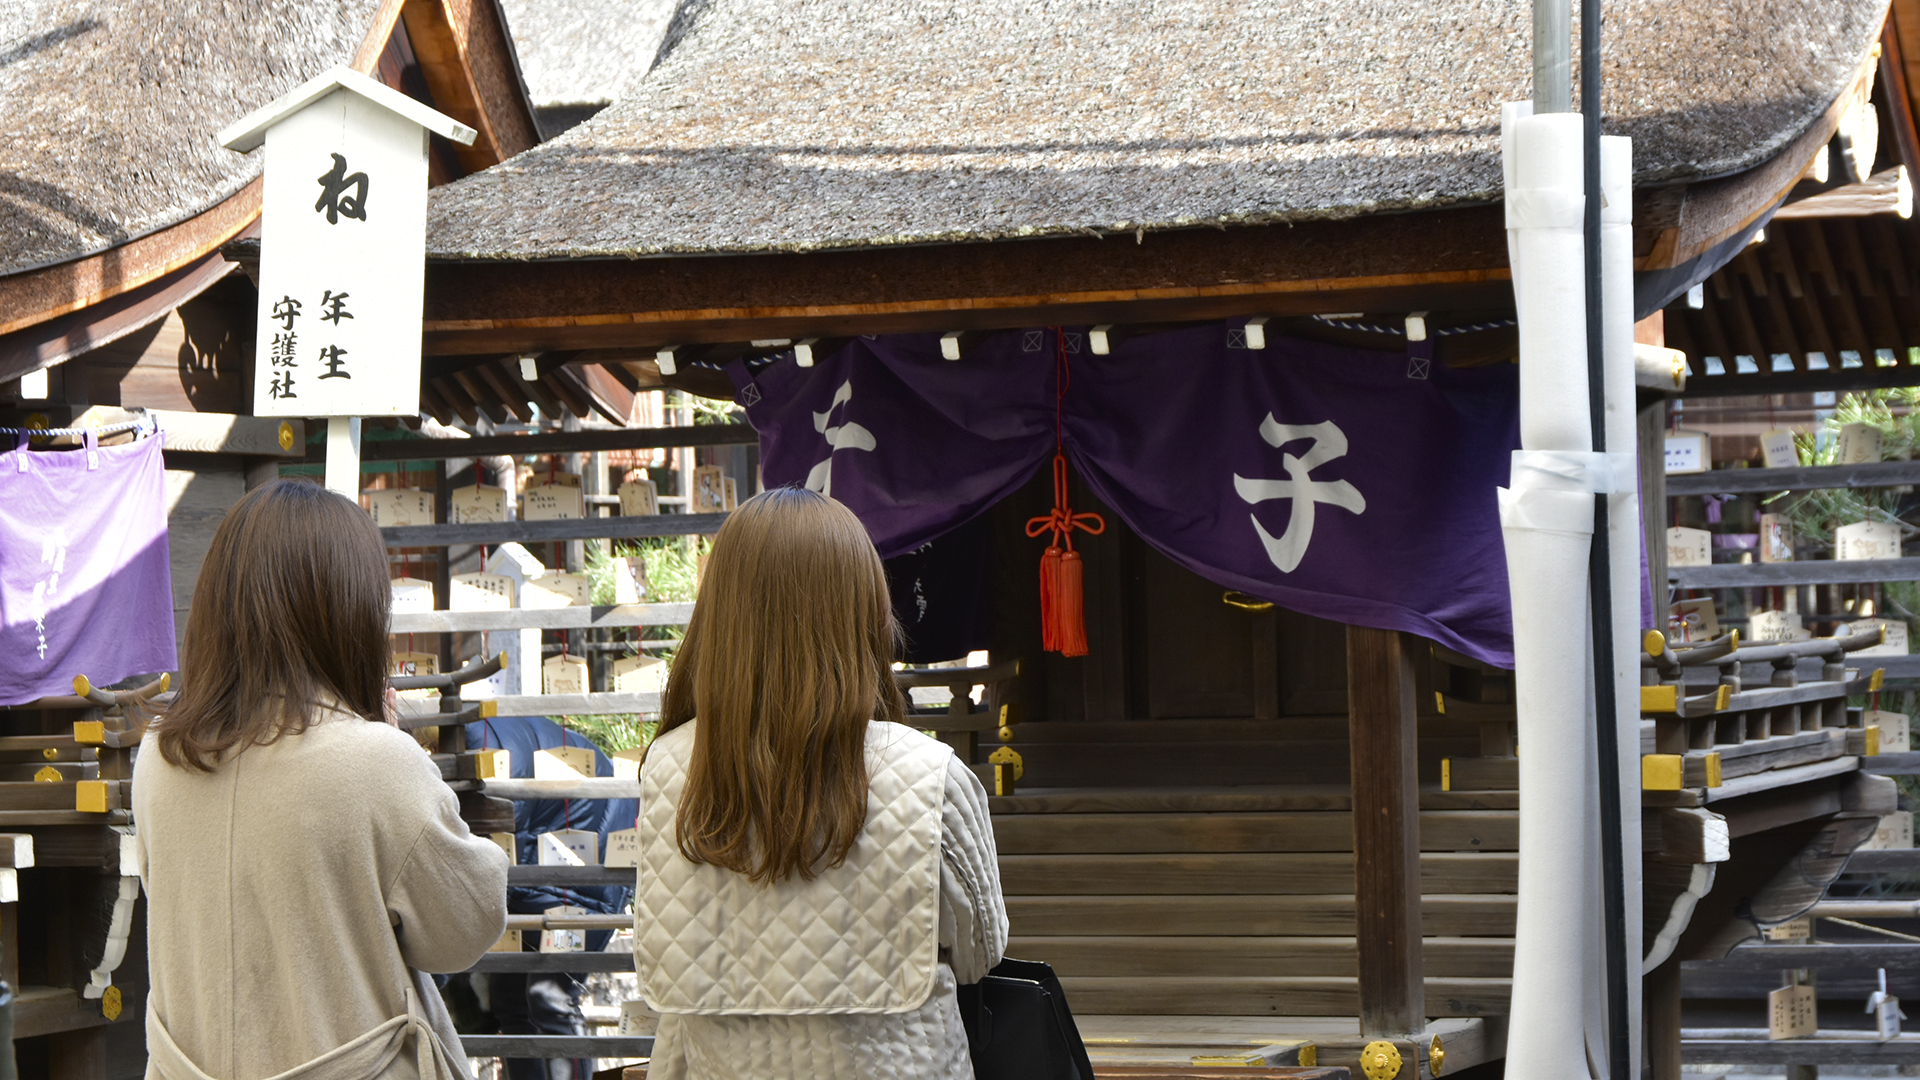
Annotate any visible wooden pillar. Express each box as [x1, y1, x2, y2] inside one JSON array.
[[1646, 959, 1682, 1080], [1346, 625, 1425, 1036]]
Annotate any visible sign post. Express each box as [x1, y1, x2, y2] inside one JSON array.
[[219, 68, 477, 495]]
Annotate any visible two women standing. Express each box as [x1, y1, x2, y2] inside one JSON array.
[[136, 481, 1005, 1080]]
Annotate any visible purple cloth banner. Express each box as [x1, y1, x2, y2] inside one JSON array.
[[734, 325, 1520, 667], [0, 431, 177, 705]]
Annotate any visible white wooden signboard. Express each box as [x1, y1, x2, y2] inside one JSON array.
[[450, 485, 508, 524], [1836, 521, 1902, 561], [1760, 429, 1800, 469], [1667, 526, 1712, 568], [221, 69, 474, 419]]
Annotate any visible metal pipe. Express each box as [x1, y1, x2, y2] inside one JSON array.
[[1581, 0, 1633, 1075], [1533, 0, 1572, 113]]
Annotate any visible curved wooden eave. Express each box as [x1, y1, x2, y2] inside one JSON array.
[[0, 176, 262, 341], [0, 0, 538, 343]]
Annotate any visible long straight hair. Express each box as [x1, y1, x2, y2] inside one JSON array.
[[156, 479, 392, 771], [654, 486, 905, 885]]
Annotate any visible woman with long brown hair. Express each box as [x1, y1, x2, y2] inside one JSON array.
[[135, 479, 508, 1080], [636, 487, 1007, 1079]]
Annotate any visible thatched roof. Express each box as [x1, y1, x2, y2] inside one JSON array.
[[0, 0, 381, 278], [497, 0, 675, 134], [427, 0, 1890, 262]]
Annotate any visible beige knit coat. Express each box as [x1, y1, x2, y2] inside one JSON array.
[[134, 707, 510, 1080]]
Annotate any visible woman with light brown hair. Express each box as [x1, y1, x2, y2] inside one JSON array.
[[636, 486, 1007, 1079], [135, 478, 508, 1080]]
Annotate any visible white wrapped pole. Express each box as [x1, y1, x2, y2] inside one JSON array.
[[1601, 133, 1644, 1080], [1500, 108, 1604, 1080]]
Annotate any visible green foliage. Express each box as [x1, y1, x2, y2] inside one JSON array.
[[559, 537, 710, 754], [1772, 388, 1920, 555], [1768, 389, 1920, 637]]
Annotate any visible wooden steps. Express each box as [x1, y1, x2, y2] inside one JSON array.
[[1060, 976, 1513, 1018], [993, 811, 1515, 854], [999, 852, 1516, 895], [1009, 936, 1514, 978], [1000, 719, 1479, 789], [990, 777, 1516, 1019], [1006, 895, 1517, 937]]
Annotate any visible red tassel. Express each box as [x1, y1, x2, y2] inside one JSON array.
[[1038, 544, 1063, 652], [1055, 550, 1088, 656]]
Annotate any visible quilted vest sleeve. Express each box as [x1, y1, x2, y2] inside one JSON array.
[[636, 721, 951, 1015]]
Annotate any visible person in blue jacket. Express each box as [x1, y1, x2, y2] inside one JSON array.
[[464, 714, 636, 1080]]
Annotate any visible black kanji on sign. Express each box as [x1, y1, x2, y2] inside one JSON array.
[[270, 332, 298, 367], [319, 290, 353, 325], [317, 345, 350, 380], [271, 296, 302, 331], [269, 370, 297, 400], [315, 153, 369, 224]]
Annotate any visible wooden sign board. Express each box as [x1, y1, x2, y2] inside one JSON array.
[[604, 826, 641, 868], [538, 903, 586, 953], [365, 488, 434, 526], [610, 748, 646, 781], [618, 477, 659, 518], [1759, 514, 1793, 563], [1864, 812, 1915, 850], [522, 572, 591, 610], [450, 484, 507, 524], [390, 577, 435, 614], [1762, 917, 1811, 942], [524, 482, 584, 521], [1669, 598, 1720, 642], [1748, 609, 1807, 642], [542, 654, 588, 696], [1838, 422, 1884, 465], [692, 465, 727, 513], [616, 999, 656, 1036], [611, 556, 646, 604], [239, 76, 449, 418], [613, 654, 667, 695], [1836, 521, 1901, 561], [1868, 711, 1911, 753], [723, 477, 738, 511], [1768, 982, 1817, 1040], [533, 745, 595, 779], [1667, 526, 1712, 568], [1760, 429, 1800, 469], [544, 828, 599, 866], [392, 651, 438, 700], [1844, 618, 1909, 657], [450, 572, 514, 610], [1665, 431, 1709, 475]]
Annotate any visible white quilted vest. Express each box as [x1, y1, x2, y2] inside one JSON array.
[[636, 720, 951, 1015]]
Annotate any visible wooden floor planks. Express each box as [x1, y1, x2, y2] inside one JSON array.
[[998, 851, 1517, 895]]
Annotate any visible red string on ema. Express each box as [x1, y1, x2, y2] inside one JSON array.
[[1024, 329, 1104, 657]]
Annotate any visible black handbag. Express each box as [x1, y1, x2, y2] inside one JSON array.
[[956, 958, 1097, 1080]]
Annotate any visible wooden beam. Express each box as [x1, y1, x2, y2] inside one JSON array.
[[421, 207, 1517, 354], [360, 423, 756, 460], [1680, 361, 1920, 398], [1346, 625, 1425, 1036], [1671, 556, 1920, 588], [0, 178, 261, 338], [397, 0, 538, 174], [1666, 458, 1920, 494], [380, 512, 725, 547]]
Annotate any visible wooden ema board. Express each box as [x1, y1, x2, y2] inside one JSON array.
[[450, 484, 508, 524]]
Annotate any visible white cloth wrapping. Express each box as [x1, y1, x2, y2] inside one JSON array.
[[639, 721, 1007, 1080]]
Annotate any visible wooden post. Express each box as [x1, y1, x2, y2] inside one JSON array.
[[324, 416, 361, 497], [1346, 624, 1425, 1037], [1646, 959, 1682, 1080]]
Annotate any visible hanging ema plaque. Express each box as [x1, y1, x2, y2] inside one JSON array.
[[219, 68, 476, 418]]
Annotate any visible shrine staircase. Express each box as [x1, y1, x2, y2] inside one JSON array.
[[986, 717, 1517, 1024]]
